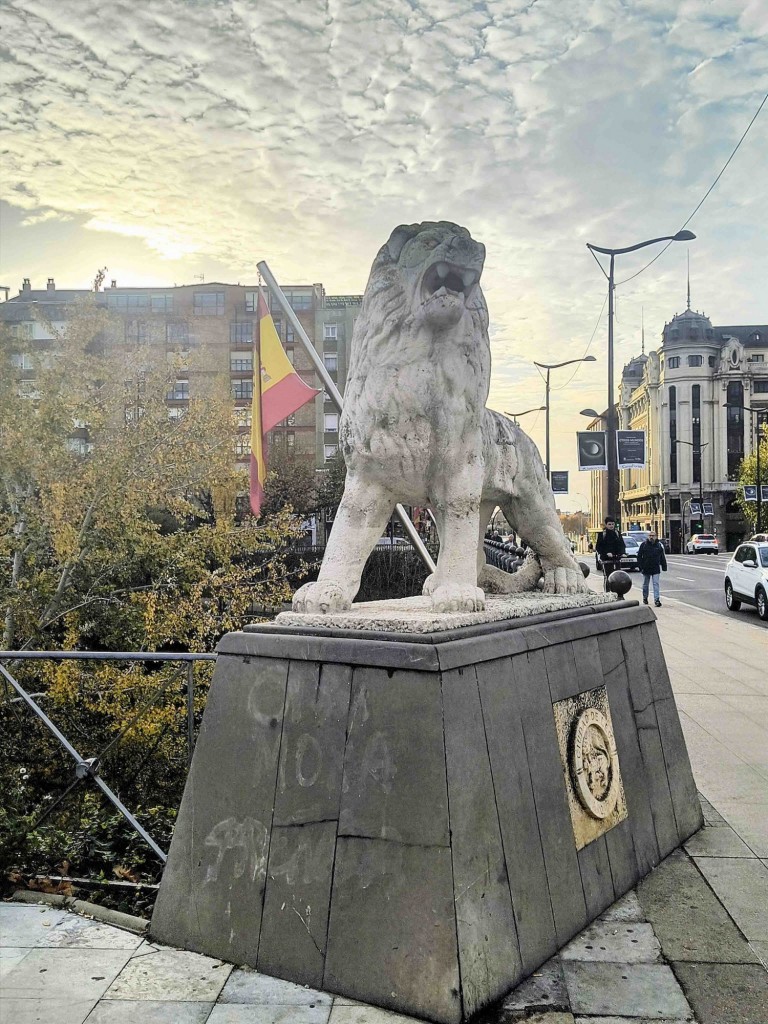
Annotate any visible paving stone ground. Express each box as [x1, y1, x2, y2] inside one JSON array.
[[2, 597, 766, 1022]]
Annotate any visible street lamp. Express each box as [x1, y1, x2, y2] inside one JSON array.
[[723, 402, 768, 533], [504, 406, 546, 425], [532, 356, 597, 481], [674, 439, 709, 539], [586, 229, 696, 520]]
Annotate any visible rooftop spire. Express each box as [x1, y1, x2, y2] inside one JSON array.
[[641, 306, 645, 355], [686, 249, 691, 311]]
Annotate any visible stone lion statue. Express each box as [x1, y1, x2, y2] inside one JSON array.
[[294, 220, 588, 614]]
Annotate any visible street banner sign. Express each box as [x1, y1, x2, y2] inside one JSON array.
[[616, 429, 646, 469], [743, 485, 758, 502], [551, 471, 568, 494], [577, 431, 607, 471], [702, 501, 714, 516], [690, 501, 702, 515]]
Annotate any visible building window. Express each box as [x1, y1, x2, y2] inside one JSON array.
[[168, 407, 186, 421], [286, 413, 296, 427], [754, 380, 768, 393], [230, 355, 253, 372], [708, 355, 716, 367], [167, 322, 189, 345], [193, 291, 225, 315], [285, 291, 312, 311], [151, 294, 173, 312], [688, 355, 703, 367], [235, 408, 252, 429], [168, 380, 189, 401], [286, 325, 295, 343], [232, 378, 253, 400], [245, 292, 258, 313], [9, 322, 33, 340], [286, 348, 295, 365], [323, 353, 338, 372], [324, 413, 339, 432], [692, 384, 701, 484], [669, 385, 677, 483], [324, 323, 338, 340], [11, 352, 34, 370], [272, 318, 282, 339], [66, 438, 93, 456], [230, 321, 253, 344], [668, 357, 680, 369], [669, 498, 681, 514], [235, 437, 251, 457], [726, 380, 744, 479], [748, 354, 765, 363], [106, 292, 150, 310], [286, 431, 295, 449], [324, 444, 339, 461], [126, 319, 150, 344]]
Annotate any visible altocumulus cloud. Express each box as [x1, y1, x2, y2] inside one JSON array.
[[1, 0, 766, 491]]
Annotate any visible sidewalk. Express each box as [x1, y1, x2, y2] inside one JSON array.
[[1, 593, 767, 1024]]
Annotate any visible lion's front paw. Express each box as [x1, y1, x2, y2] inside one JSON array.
[[429, 583, 485, 613], [292, 581, 351, 614], [541, 565, 591, 595]]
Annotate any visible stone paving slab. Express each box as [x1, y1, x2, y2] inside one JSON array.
[[0, 997, 100, 1024], [327, 1005, 429, 1023], [562, 962, 692, 1019], [84, 1001, 215, 1023], [206, 1007, 332, 1023], [218, 967, 333, 1005], [560, 921, 661, 964], [0, 945, 31, 979], [673, 962, 768, 1024], [103, 946, 232, 1001], [1, 946, 133, 1001], [596, 891, 645, 923], [636, 849, 760, 964], [692, 856, 768, 941], [751, 940, 768, 969], [573, 1018, 692, 1023], [684, 825, 755, 857], [0, 903, 64, 946], [45, 912, 144, 949]]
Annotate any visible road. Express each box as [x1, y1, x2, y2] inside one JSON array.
[[626, 552, 767, 623]]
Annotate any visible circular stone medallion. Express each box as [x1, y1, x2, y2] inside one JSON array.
[[571, 708, 620, 819]]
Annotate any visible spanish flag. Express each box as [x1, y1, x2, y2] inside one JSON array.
[[250, 290, 321, 516]]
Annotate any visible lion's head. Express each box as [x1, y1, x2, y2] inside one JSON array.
[[349, 221, 489, 375]]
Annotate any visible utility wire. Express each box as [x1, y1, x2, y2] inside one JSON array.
[[551, 292, 609, 391], [616, 91, 767, 287]]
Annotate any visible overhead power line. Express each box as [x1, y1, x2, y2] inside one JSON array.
[[617, 91, 768, 287]]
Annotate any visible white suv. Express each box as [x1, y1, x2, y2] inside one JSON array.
[[686, 534, 719, 554], [724, 542, 768, 622]]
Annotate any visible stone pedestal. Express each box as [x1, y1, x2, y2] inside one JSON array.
[[151, 600, 702, 1024]]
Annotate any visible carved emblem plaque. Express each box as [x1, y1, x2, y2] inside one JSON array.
[[553, 685, 627, 850]]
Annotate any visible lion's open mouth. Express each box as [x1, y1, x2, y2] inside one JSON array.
[[421, 261, 480, 305]]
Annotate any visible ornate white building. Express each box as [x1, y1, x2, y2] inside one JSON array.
[[619, 308, 767, 552]]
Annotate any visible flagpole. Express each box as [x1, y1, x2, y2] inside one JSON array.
[[257, 260, 436, 574]]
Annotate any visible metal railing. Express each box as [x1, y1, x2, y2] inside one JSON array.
[[0, 650, 216, 864]]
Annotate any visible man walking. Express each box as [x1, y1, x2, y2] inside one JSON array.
[[637, 530, 667, 607], [595, 517, 625, 591]]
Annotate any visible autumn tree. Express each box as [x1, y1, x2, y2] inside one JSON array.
[[736, 420, 768, 532]]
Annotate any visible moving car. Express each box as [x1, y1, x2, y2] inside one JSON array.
[[724, 541, 768, 622], [685, 533, 719, 554], [596, 534, 641, 572]]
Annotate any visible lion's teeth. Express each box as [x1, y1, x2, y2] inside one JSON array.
[[435, 262, 449, 280], [462, 270, 476, 288], [435, 285, 447, 297]]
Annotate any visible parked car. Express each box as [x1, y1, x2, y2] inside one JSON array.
[[597, 534, 641, 572], [375, 535, 412, 548], [724, 541, 768, 621], [750, 533, 768, 542], [685, 533, 719, 554]]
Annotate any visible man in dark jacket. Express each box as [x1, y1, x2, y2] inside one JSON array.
[[595, 517, 625, 591], [637, 530, 668, 607]]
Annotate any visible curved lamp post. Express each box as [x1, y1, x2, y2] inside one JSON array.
[[532, 356, 597, 481], [504, 405, 546, 425], [586, 230, 696, 520], [675, 439, 709, 539]]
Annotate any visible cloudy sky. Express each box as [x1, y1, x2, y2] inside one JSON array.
[[2, 0, 767, 508]]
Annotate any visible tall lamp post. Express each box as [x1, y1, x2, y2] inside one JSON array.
[[586, 230, 696, 520], [533, 356, 597, 481], [724, 403, 768, 533], [674, 439, 709, 540]]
